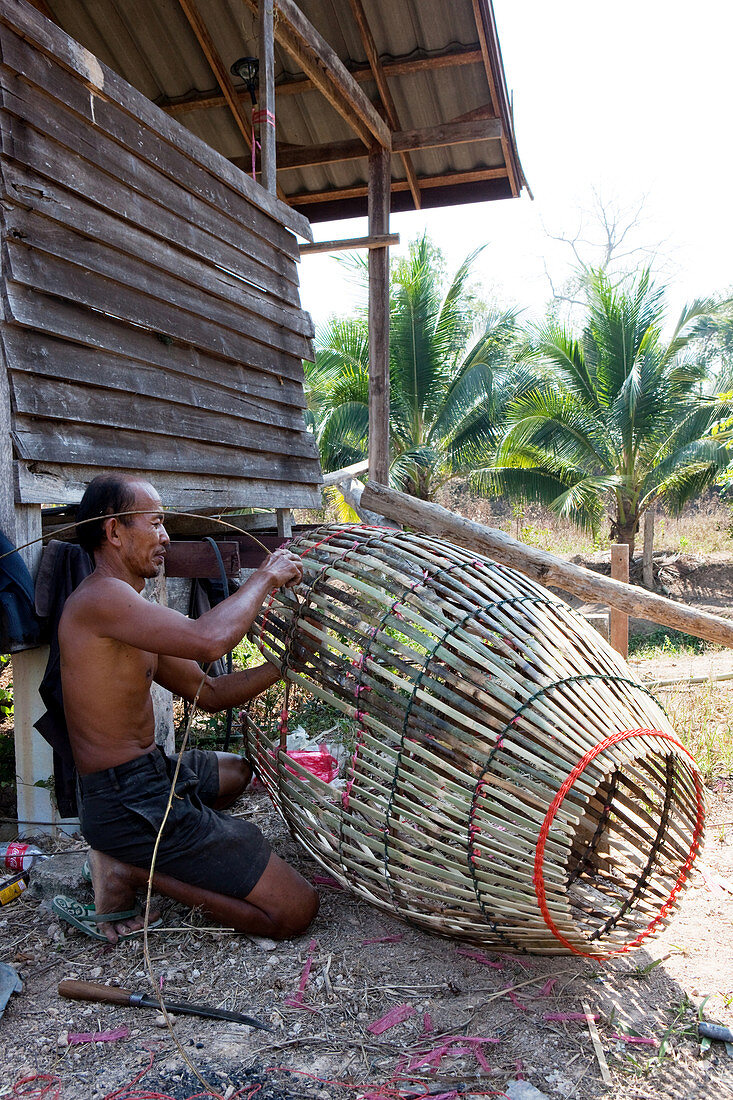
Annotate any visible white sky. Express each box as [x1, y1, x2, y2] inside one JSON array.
[[297, 0, 733, 329]]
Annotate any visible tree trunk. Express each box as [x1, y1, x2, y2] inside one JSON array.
[[610, 514, 638, 558], [610, 497, 639, 558]]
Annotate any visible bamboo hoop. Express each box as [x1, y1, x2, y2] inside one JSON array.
[[247, 525, 705, 958]]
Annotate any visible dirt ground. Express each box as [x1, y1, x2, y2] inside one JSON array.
[[1, 691, 733, 1100], [2, 553, 733, 1100]]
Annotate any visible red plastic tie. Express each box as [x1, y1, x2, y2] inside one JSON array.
[[533, 728, 705, 958], [252, 107, 276, 127]]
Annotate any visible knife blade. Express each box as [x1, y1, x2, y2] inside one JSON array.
[[58, 979, 273, 1031]]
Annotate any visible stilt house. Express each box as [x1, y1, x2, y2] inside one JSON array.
[[0, 0, 525, 830]]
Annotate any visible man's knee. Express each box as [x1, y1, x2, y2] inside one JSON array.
[[247, 854, 320, 939], [270, 882, 319, 940], [215, 752, 252, 808]]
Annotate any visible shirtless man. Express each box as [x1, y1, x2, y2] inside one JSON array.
[[57, 473, 318, 944]]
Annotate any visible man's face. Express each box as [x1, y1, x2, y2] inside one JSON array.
[[116, 483, 170, 579]]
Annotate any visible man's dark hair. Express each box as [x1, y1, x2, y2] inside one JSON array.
[[76, 474, 139, 557]]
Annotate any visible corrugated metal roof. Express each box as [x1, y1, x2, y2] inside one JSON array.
[[43, 0, 526, 221]]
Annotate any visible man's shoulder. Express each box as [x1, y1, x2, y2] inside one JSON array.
[[63, 574, 142, 619]]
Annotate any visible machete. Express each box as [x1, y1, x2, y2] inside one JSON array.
[[58, 979, 273, 1031]]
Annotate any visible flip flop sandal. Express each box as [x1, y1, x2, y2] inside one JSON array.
[[51, 895, 161, 941], [81, 860, 92, 884]]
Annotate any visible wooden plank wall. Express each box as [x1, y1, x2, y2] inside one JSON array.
[[0, 0, 322, 511]]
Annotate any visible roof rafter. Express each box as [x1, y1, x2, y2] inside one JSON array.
[[347, 0, 420, 210], [239, 0, 390, 149], [472, 0, 519, 196], [158, 44, 483, 117], [177, 0, 253, 152], [26, 0, 59, 24], [177, 0, 291, 200]]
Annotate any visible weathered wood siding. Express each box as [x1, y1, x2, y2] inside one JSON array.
[[0, 0, 322, 511]]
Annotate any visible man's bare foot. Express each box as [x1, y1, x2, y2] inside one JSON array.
[[87, 849, 160, 944]]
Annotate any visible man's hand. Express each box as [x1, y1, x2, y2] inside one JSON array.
[[260, 548, 304, 590]]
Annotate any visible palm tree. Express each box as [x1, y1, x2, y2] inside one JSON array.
[[488, 268, 733, 555], [306, 234, 519, 501]]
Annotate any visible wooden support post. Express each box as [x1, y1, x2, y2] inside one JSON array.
[[276, 508, 293, 539], [258, 0, 277, 195], [368, 146, 391, 486], [610, 543, 629, 658], [642, 510, 655, 589], [0, 348, 13, 539], [144, 574, 175, 755], [11, 505, 63, 835]]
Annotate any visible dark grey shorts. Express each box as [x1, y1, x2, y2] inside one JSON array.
[[77, 747, 271, 899]]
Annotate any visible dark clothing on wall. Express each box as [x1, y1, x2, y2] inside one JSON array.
[[0, 529, 43, 653], [34, 540, 93, 818]]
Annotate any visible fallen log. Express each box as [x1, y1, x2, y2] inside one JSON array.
[[360, 481, 733, 650]]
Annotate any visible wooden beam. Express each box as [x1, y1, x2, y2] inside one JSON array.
[[360, 482, 733, 651], [164, 540, 241, 578], [347, 0, 420, 210], [368, 148, 391, 486], [472, 0, 519, 197], [159, 44, 483, 116], [321, 459, 369, 486], [271, 139, 364, 171], [177, 0, 253, 154], [272, 118, 503, 173], [178, 0, 289, 201], [394, 117, 502, 154], [451, 102, 497, 124], [300, 233, 399, 256], [25, 0, 59, 23], [290, 166, 509, 206], [258, 0, 277, 194], [610, 543, 629, 658], [276, 507, 293, 538], [240, 0, 391, 149], [273, 43, 482, 93]]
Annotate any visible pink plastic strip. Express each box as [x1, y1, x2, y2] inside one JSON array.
[[311, 875, 344, 890], [455, 947, 503, 969], [367, 1003, 416, 1035], [504, 985, 528, 1010], [68, 1027, 129, 1045]]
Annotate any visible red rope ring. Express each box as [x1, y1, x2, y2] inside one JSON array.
[[532, 728, 705, 958]]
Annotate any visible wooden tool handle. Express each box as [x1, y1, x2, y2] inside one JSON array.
[[58, 980, 133, 1006]]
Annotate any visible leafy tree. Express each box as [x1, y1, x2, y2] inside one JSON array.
[[306, 234, 519, 501], [487, 268, 733, 554]]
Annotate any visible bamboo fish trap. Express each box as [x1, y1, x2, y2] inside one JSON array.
[[248, 525, 705, 957]]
